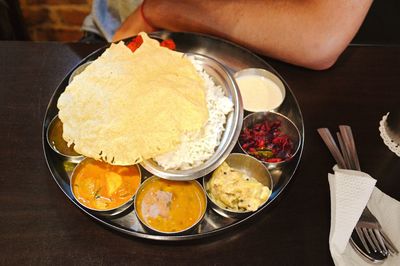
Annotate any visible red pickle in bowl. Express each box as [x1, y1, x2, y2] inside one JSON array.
[[239, 119, 294, 163]]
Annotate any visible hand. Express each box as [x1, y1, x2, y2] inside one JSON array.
[[112, 6, 157, 42]]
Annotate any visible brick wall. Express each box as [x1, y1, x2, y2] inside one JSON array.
[[19, 0, 92, 42]]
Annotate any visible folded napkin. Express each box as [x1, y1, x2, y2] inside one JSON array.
[[328, 166, 400, 265]]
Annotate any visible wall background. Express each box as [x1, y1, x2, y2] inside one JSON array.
[[19, 0, 92, 42]]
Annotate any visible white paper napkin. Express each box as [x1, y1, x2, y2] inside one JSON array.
[[328, 166, 400, 265]]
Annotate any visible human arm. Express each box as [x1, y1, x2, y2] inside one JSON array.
[[113, 0, 372, 70], [112, 5, 157, 42]]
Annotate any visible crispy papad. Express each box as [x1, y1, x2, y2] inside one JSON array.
[[57, 33, 208, 165]]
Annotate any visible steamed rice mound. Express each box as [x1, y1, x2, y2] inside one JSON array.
[[154, 59, 233, 170]]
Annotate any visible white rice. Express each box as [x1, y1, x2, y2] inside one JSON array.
[[153, 60, 234, 170]]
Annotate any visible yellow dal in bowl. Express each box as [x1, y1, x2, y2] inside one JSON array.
[[135, 177, 206, 233]]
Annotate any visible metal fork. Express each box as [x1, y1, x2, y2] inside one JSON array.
[[355, 207, 399, 256], [337, 125, 399, 257], [318, 126, 399, 258]]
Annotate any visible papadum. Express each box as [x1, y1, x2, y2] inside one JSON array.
[[57, 33, 208, 165]]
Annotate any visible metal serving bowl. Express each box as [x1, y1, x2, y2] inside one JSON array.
[[203, 153, 273, 218], [46, 115, 84, 163], [70, 158, 142, 216], [234, 68, 286, 112], [239, 111, 301, 169], [140, 53, 243, 180], [134, 176, 207, 235]]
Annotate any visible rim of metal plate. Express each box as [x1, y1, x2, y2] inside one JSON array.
[[42, 31, 304, 241]]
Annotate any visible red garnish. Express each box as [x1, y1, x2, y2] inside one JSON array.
[[127, 35, 143, 52], [160, 39, 176, 50], [266, 158, 283, 163], [127, 36, 176, 52], [239, 119, 294, 163]]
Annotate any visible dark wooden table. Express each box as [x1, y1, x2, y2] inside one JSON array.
[[1, 40, 399, 265]]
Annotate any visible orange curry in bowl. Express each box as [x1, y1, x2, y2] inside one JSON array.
[[135, 176, 206, 234], [71, 158, 141, 211]]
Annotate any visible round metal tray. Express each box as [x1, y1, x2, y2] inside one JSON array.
[[42, 31, 304, 241]]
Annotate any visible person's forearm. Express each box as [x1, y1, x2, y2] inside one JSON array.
[[143, 0, 372, 70]]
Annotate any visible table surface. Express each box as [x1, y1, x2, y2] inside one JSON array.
[[0, 39, 399, 265]]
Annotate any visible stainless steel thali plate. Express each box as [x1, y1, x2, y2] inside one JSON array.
[[42, 31, 304, 241]]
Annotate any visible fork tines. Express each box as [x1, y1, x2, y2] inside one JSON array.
[[318, 125, 399, 258]]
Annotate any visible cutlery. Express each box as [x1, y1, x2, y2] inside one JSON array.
[[317, 128, 346, 169], [338, 125, 398, 256], [318, 126, 399, 262]]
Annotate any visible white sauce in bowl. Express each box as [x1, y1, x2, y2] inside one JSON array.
[[236, 74, 283, 112]]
